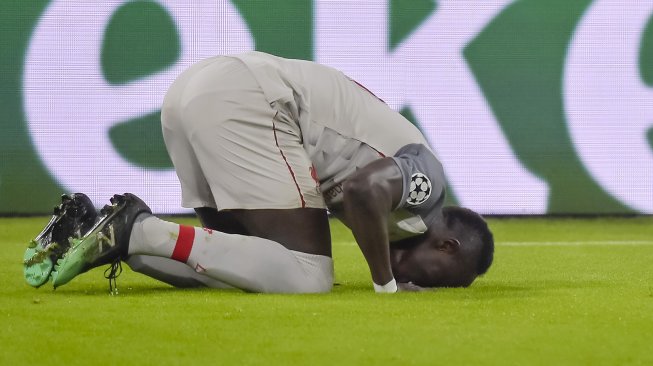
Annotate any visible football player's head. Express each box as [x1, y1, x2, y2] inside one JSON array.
[[390, 206, 494, 288]]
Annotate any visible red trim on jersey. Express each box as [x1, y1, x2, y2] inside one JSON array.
[[272, 119, 306, 208], [351, 78, 386, 104], [171, 225, 195, 263]]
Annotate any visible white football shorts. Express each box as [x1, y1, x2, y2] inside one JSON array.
[[161, 56, 325, 211]]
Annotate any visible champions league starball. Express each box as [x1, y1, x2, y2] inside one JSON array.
[[407, 173, 431, 206]]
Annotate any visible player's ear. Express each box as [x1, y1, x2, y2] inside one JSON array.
[[438, 238, 460, 253]]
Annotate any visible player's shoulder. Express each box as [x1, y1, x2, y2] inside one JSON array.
[[394, 143, 434, 157], [391, 143, 445, 222], [392, 143, 441, 175]]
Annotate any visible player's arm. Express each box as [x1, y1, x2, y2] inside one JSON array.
[[342, 157, 403, 292]]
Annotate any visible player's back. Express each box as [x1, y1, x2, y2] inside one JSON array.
[[232, 52, 426, 147], [230, 51, 430, 196]]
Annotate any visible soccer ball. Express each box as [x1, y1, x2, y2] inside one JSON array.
[[407, 173, 431, 205]]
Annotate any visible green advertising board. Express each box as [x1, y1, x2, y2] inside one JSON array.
[[1, 0, 651, 214]]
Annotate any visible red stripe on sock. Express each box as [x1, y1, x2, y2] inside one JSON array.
[[171, 225, 195, 263]]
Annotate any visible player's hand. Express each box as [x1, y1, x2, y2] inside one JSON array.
[[397, 282, 425, 292]]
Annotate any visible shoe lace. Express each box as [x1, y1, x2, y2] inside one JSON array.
[[104, 259, 122, 296]]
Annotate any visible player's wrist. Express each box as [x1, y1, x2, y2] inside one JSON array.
[[373, 278, 398, 293]]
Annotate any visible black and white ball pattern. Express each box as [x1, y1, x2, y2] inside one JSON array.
[[407, 173, 432, 206]]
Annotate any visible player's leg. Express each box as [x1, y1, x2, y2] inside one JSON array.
[[52, 194, 333, 293], [155, 57, 331, 291], [127, 211, 332, 293], [175, 57, 332, 290], [123, 208, 278, 290], [127, 207, 331, 290]]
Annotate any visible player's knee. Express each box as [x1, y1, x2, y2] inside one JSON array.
[[303, 275, 333, 294], [281, 277, 332, 294], [288, 251, 333, 294]]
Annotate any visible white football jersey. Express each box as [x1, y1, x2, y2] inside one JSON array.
[[230, 52, 445, 238]]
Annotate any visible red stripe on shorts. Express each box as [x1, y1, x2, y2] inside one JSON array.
[[272, 119, 306, 208], [171, 225, 195, 263]]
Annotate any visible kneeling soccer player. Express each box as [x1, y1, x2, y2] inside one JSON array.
[[24, 52, 494, 293]]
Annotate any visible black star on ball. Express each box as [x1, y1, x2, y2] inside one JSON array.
[[407, 173, 431, 205]]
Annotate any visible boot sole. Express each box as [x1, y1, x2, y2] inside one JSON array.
[[23, 194, 93, 287]]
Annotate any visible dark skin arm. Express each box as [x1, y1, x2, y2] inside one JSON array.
[[342, 158, 404, 287]]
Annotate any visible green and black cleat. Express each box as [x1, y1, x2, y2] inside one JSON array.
[[51, 193, 151, 290], [23, 193, 98, 287]]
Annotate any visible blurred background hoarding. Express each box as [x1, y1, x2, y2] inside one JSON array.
[[1, 0, 651, 214]]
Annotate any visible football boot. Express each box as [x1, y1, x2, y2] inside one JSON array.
[[23, 193, 97, 287], [51, 193, 151, 290]]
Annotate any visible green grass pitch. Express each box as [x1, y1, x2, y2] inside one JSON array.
[[1, 216, 652, 365]]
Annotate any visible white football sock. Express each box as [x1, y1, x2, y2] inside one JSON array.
[[128, 214, 180, 257]]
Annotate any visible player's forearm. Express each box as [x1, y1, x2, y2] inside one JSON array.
[[341, 158, 404, 289], [342, 178, 394, 286]]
